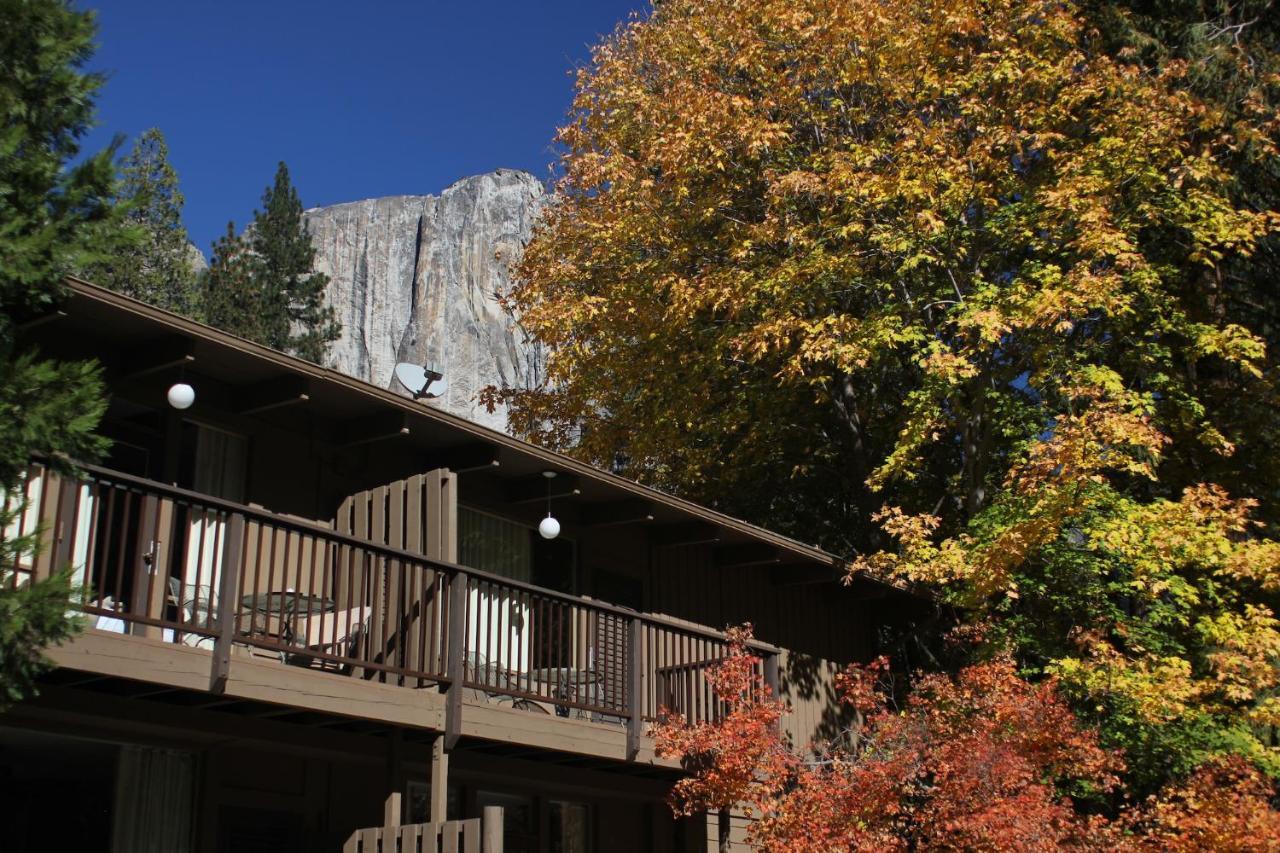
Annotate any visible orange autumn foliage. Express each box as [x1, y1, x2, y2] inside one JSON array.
[[656, 629, 1280, 852]]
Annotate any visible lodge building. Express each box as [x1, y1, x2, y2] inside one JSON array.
[[2, 279, 924, 852]]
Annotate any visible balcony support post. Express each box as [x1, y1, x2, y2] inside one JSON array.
[[626, 616, 643, 760], [443, 569, 467, 750], [431, 735, 450, 823], [129, 494, 162, 638], [50, 471, 80, 577], [209, 513, 246, 694]]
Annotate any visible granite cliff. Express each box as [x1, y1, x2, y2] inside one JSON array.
[[304, 169, 545, 432]]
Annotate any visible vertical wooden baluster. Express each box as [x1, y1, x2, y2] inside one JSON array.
[[96, 485, 116, 609], [419, 563, 432, 680], [206, 510, 226, 645], [83, 482, 103, 605], [281, 528, 296, 648], [245, 518, 262, 641], [344, 540, 357, 663], [373, 550, 388, 682], [305, 532, 320, 653], [263, 522, 281, 642]]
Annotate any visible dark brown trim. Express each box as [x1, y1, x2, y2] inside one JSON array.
[[120, 334, 195, 378], [504, 473, 581, 504], [581, 500, 654, 528], [648, 521, 720, 547], [337, 411, 411, 447], [714, 543, 780, 568], [425, 444, 501, 473], [233, 375, 311, 415]]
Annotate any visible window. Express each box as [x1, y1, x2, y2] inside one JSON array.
[[477, 791, 537, 853], [179, 421, 248, 503], [459, 507, 533, 582], [458, 506, 577, 592], [549, 800, 592, 853], [406, 781, 462, 824]]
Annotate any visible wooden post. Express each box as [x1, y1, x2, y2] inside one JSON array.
[[482, 806, 504, 853], [626, 616, 643, 760], [383, 791, 402, 829], [386, 726, 403, 826], [129, 494, 161, 637], [444, 569, 467, 750], [430, 735, 449, 824], [29, 467, 57, 582], [49, 473, 80, 579], [209, 513, 246, 694]]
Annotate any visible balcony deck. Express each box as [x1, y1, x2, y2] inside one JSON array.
[[13, 459, 778, 764]]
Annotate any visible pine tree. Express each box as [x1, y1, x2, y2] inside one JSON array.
[[200, 164, 339, 362], [86, 128, 200, 316], [249, 162, 338, 363], [202, 222, 262, 343], [0, 0, 122, 709]]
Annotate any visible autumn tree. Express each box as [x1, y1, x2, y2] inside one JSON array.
[[0, 0, 118, 708], [85, 127, 201, 315], [656, 632, 1280, 851], [1080, 0, 1280, 522], [502, 0, 1280, 791]]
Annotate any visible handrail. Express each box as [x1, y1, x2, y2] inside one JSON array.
[[70, 459, 780, 654]]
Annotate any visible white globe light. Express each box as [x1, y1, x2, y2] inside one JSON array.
[[167, 382, 195, 410], [538, 515, 561, 540]]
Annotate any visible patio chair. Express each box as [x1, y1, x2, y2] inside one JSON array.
[[166, 577, 218, 650], [465, 652, 549, 713], [286, 606, 371, 673]]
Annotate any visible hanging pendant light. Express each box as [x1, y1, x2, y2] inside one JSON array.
[[539, 470, 560, 539], [167, 381, 195, 410]]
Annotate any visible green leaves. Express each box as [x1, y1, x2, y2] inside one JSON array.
[[82, 128, 202, 317], [0, 570, 85, 711], [0, 0, 118, 709]]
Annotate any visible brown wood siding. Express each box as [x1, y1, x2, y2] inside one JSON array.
[[649, 544, 871, 754]]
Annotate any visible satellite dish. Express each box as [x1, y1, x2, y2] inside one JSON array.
[[394, 362, 447, 400]]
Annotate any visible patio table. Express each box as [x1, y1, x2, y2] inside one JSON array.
[[240, 590, 334, 645], [527, 666, 603, 717]]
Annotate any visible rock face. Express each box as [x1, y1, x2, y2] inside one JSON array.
[[185, 242, 208, 276], [304, 170, 545, 432]]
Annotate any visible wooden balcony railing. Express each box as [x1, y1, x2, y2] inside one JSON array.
[[10, 460, 779, 756]]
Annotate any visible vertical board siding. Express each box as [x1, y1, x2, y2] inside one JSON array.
[[650, 543, 870, 755], [342, 818, 486, 853], [337, 472, 451, 684]]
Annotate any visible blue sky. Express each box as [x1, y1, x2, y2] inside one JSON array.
[[80, 1, 646, 256]]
